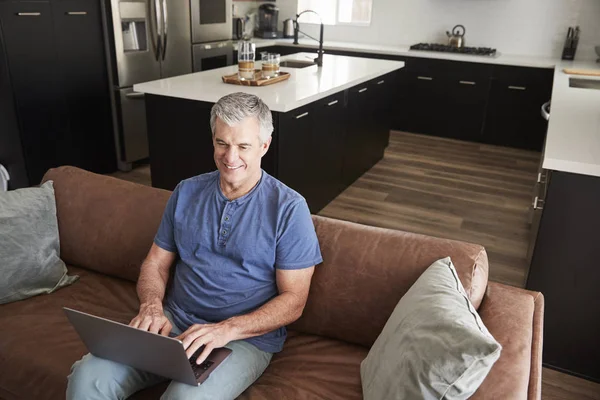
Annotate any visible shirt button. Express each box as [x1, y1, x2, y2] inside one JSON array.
[[225, 216, 230, 221], [222, 230, 227, 235]]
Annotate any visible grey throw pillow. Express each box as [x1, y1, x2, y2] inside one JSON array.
[[0, 180, 78, 304], [361, 257, 501, 400]]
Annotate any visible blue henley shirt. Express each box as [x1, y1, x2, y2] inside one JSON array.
[[153, 170, 323, 353]]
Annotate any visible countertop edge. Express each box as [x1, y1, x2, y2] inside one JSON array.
[[542, 158, 600, 178]]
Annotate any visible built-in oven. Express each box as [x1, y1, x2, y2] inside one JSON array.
[[191, 0, 232, 43], [192, 40, 233, 72]]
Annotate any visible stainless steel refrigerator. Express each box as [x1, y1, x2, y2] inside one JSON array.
[[102, 0, 192, 170]]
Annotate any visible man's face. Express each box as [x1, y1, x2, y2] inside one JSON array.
[[213, 116, 271, 188]]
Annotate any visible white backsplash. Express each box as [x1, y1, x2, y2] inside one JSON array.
[[234, 0, 600, 61]]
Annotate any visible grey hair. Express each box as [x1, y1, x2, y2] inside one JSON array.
[[210, 92, 273, 144]]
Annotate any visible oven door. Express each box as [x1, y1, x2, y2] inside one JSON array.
[[192, 40, 233, 72], [191, 0, 232, 43]]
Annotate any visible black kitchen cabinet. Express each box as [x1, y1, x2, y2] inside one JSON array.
[[0, 0, 115, 188], [526, 171, 600, 383], [443, 78, 490, 142], [311, 91, 346, 209], [398, 69, 444, 136], [276, 94, 348, 213], [395, 58, 493, 142], [0, 1, 66, 184], [369, 71, 396, 149], [343, 81, 373, 186], [277, 103, 316, 208], [0, 15, 27, 189], [483, 65, 553, 151], [53, 0, 115, 173]]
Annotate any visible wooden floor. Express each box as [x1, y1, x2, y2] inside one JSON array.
[[321, 131, 539, 288], [108, 131, 600, 400]]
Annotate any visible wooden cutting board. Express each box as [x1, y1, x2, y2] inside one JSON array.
[[563, 68, 600, 77], [222, 70, 290, 86]]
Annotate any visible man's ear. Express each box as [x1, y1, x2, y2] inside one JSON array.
[[261, 136, 272, 156]]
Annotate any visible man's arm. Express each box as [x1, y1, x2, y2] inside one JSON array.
[[129, 243, 177, 335], [179, 266, 315, 363], [227, 266, 315, 338]]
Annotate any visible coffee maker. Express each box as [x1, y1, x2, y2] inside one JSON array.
[[254, 4, 280, 39]]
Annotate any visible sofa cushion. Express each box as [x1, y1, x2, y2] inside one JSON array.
[[0, 265, 140, 400], [360, 257, 501, 399], [131, 331, 367, 400], [290, 215, 489, 348], [0, 180, 78, 304], [237, 331, 366, 400], [41, 167, 172, 282]]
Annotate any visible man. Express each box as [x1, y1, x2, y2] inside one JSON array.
[[66, 92, 323, 399]]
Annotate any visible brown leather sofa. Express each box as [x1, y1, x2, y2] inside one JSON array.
[[0, 166, 544, 399]]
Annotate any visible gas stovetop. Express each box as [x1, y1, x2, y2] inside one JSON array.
[[410, 43, 497, 57]]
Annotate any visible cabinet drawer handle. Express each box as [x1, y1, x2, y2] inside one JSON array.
[[508, 85, 527, 90], [327, 100, 338, 106], [16, 12, 41, 16], [66, 11, 88, 15], [532, 196, 544, 210], [537, 172, 546, 184], [295, 112, 309, 119], [377, 80, 385, 85], [358, 88, 368, 93], [459, 80, 476, 85], [417, 76, 433, 81]]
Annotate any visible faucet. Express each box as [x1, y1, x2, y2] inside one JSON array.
[[293, 10, 324, 67]]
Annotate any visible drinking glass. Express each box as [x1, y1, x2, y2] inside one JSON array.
[[238, 41, 256, 80], [261, 53, 280, 79]]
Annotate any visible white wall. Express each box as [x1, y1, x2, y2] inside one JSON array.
[[235, 0, 600, 60]]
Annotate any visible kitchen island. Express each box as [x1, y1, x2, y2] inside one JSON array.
[[525, 61, 600, 383], [134, 52, 404, 212]]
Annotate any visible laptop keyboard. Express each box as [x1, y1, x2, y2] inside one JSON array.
[[189, 355, 214, 379]]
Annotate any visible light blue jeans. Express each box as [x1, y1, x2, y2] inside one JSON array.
[[66, 309, 273, 400]]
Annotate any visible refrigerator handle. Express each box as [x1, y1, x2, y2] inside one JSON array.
[[152, 0, 162, 61], [161, 0, 168, 61]]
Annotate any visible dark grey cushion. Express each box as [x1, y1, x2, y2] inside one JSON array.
[[0, 180, 78, 304], [361, 257, 501, 400]]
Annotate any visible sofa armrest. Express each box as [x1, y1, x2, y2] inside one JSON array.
[[529, 288, 544, 400], [471, 282, 544, 400]]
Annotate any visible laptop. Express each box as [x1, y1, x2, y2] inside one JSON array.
[[63, 307, 232, 386]]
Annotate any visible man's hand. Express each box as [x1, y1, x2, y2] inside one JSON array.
[[177, 322, 237, 365], [129, 302, 172, 336]]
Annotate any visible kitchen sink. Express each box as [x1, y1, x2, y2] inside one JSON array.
[[569, 77, 600, 90], [279, 60, 316, 68]]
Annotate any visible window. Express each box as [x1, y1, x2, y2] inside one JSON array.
[[297, 0, 373, 26]]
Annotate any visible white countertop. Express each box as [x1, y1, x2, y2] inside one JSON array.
[[134, 53, 404, 113], [542, 61, 600, 178], [248, 38, 558, 69]]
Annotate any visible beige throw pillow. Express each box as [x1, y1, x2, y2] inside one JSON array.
[[0, 181, 78, 304], [361, 257, 501, 400]]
